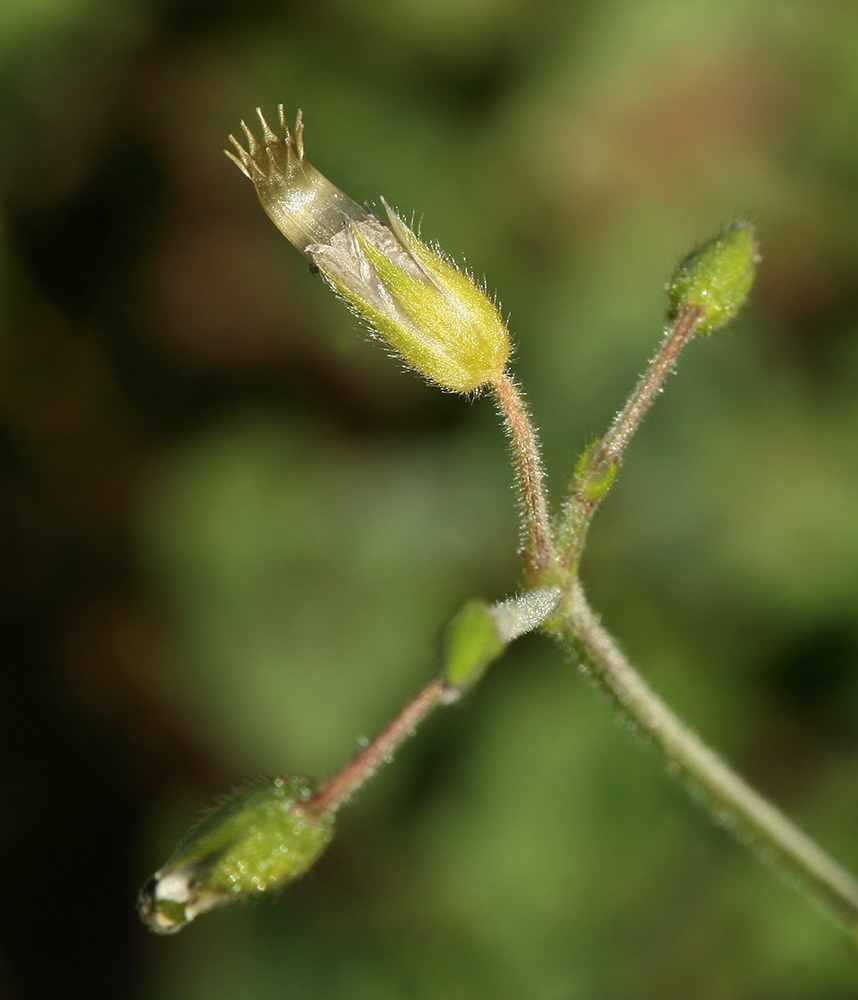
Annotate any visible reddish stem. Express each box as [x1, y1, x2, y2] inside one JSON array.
[[557, 303, 704, 572], [305, 677, 446, 818], [592, 302, 703, 471], [492, 372, 554, 584]]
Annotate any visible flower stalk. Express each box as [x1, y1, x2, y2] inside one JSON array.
[[492, 372, 555, 584], [305, 677, 448, 819], [556, 300, 704, 573], [305, 588, 564, 819]]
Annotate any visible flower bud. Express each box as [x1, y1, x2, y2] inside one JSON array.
[[573, 437, 619, 503], [138, 777, 333, 934], [227, 108, 510, 393], [442, 599, 505, 693], [667, 221, 760, 335], [441, 588, 560, 695]]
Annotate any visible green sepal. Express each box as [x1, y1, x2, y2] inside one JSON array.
[[358, 228, 508, 393], [316, 215, 509, 393], [442, 599, 506, 692], [138, 777, 333, 934], [667, 221, 760, 335]]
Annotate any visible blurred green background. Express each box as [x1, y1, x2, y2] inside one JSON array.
[[3, 0, 858, 996]]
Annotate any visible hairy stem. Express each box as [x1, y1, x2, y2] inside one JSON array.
[[593, 302, 703, 470], [558, 303, 703, 571], [306, 677, 447, 818], [492, 372, 555, 584], [557, 580, 858, 932]]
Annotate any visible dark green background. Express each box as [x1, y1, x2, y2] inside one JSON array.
[[3, 0, 858, 997]]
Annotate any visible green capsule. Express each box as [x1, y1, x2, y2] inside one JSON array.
[[667, 221, 760, 335], [138, 777, 333, 934]]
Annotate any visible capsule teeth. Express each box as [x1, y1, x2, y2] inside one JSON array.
[[227, 133, 248, 160], [226, 133, 265, 180], [266, 147, 281, 179], [293, 109, 305, 161], [240, 119, 260, 156], [278, 105, 295, 160], [256, 107, 278, 146], [229, 127, 271, 180], [226, 110, 306, 187], [224, 148, 250, 178]]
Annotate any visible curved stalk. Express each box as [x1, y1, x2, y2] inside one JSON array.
[[556, 580, 858, 932]]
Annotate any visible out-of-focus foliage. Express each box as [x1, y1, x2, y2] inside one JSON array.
[[3, 0, 858, 997]]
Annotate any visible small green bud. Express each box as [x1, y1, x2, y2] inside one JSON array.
[[227, 108, 510, 393], [574, 438, 619, 504], [442, 588, 560, 695], [667, 221, 760, 335], [138, 777, 333, 934], [442, 599, 505, 692]]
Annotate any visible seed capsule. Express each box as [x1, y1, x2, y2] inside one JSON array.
[[138, 777, 333, 934], [226, 108, 511, 393], [667, 221, 760, 335]]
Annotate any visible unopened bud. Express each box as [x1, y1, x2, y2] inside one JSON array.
[[667, 221, 760, 335], [442, 599, 505, 693], [573, 437, 619, 504], [442, 588, 560, 695], [138, 777, 333, 934], [227, 108, 510, 393]]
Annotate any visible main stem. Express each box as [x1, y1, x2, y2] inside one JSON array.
[[558, 580, 858, 932], [306, 677, 447, 818], [492, 372, 555, 584]]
